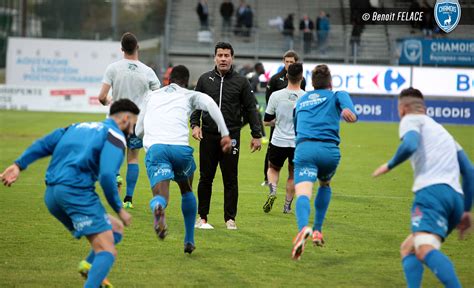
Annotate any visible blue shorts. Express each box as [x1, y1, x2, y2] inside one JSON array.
[[145, 144, 196, 188], [44, 185, 112, 239], [411, 184, 464, 240], [293, 141, 340, 184], [127, 133, 143, 150]]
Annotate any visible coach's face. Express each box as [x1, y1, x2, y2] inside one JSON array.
[[215, 48, 233, 75], [283, 57, 296, 71]]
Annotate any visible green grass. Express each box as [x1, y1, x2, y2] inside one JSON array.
[[0, 110, 473, 287]]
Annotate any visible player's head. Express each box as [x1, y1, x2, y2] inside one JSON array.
[[287, 63, 303, 85], [121, 32, 138, 55], [282, 50, 299, 71], [254, 62, 264, 75], [109, 99, 140, 136], [214, 42, 234, 74], [312, 64, 332, 90], [398, 87, 426, 118], [170, 65, 190, 88]]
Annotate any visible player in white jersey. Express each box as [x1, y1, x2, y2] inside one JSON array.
[[262, 63, 305, 214], [373, 88, 473, 288], [135, 65, 231, 253], [98, 32, 161, 209]]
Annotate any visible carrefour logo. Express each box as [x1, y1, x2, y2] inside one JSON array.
[[372, 69, 406, 92]]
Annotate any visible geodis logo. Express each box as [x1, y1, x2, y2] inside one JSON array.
[[434, 0, 461, 33]]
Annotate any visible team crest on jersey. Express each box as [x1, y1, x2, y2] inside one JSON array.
[[434, 0, 461, 33], [128, 63, 138, 71]]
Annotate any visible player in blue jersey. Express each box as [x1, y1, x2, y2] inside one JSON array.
[[373, 88, 473, 288], [0, 99, 139, 287], [291, 64, 357, 260]]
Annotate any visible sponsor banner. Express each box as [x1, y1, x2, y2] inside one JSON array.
[[351, 96, 474, 125], [261, 62, 411, 95], [6, 37, 121, 87], [0, 85, 108, 113], [412, 67, 474, 98], [398, 38, 474, 67]]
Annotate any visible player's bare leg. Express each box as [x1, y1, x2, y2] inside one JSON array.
[[84, 230, 117, 287]]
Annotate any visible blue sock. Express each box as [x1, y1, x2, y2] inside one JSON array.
[[424, 250, 461, 288], [181, 192, 197, 244], [313, 186, 332, 232], [84, 251, 115, 288], [85, 232, 122, 264], [295, 195, 310, 231], [149, 195, 167, 212], [402, 254, 424, 288], [126, 164, 139, 198]]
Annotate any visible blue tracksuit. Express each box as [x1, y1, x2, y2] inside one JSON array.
[[293, 89, 356, 184], [15, 118, 125, 238]]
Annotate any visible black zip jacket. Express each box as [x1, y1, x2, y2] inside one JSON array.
[[265, 68, 306, 104], [190, 66, 262, 138]]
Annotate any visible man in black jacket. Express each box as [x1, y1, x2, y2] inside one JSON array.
[[191, 42, 262, 230], [262, 50, 306, 186]]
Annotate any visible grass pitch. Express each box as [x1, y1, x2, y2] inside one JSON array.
[[0, 110, 473, 287]]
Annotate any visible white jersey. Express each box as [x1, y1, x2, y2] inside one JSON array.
[[102, 59, 160, 108], [265, 88, 305, 148], [135, 83, 229, 151], [399, 114, 462, 194]]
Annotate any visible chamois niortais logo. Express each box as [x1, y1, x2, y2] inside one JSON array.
[[435, 0, 461, 33]]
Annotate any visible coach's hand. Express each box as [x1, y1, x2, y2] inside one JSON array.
[[0, 164, 20, 187], [250, 138, 262, 153], [118, 209, 132, 226], [192, 126, 203, 141], [372, 163, 389, 177], [457, 212, 472, 240], [342, 109, 357, 123], [220, 136, 232, 153]]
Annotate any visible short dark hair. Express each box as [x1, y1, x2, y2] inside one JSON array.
[[169, 65, 190, 87], [287, 63, 303, 84], [214, 42, 234, 56], [283, 50, 299, 62], [254, 62, 263, 70], [121, 32, 138, 55], [399, 87, 424, 99], [312, 64, 331, 89], [110, 99, 140, 115]]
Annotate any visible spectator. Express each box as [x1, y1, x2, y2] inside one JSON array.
[[408, 0, 421, 33], [191, 42, 262, 230], [235, 0, 246, 36], [197, 0, 209, 30], [220, 0, 234, 36], [282, 14, 295, 51], [316, 11, 330, 54], [245, 62, 267, 142], [242, 5, 254, 37], [299, 15, 314, 54]]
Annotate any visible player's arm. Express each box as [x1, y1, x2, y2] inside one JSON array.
[[135, 95, 149, 139], [190, 91, 231, 153], [190, 77, 204, 140], [99, 65, 114, 105], [265, 77, 276, 104], [98, 130, 131, 225], [1, 127, 68, 186], [148, 68, 161, 91], [336, 91, 357, 123], [241, 81, 262, 139], [263, 94, 276, 127], [456, 145, 474, 238], [372, 130, 420, 177]]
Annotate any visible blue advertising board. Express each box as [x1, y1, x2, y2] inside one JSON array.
[[398, 38, 474, 67], [351, 96, 474, 125]]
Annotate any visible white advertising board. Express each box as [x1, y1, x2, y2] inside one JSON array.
[[411, 67, 474, 98], [6, 37, 121, 87], [0, 85, 108, 113], [261, 62, 412, 95]]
